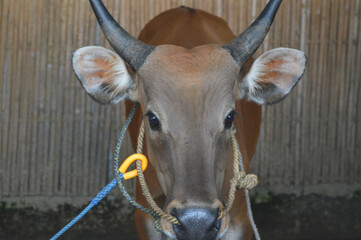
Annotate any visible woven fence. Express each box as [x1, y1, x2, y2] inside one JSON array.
[[0, 0, 360, 202]]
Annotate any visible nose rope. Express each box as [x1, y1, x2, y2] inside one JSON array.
[[134, 120, 260, 238], [135, 121, 181, 225], [50, 103, 260, 239], [217, 131, 259, 219], [218, 131, 261, 240]]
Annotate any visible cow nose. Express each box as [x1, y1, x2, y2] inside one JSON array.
[[171, 207, 221, 240]]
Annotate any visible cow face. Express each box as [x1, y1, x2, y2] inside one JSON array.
[[73, 43, 305, 239], [72, 1, 306, 239]]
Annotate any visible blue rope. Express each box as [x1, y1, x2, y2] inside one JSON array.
[[50, 177, 120, 240], [50, 103, 162, 239]]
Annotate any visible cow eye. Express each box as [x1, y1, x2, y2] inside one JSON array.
[[224, 110, 236, 129], [146, 111, 161, 131]]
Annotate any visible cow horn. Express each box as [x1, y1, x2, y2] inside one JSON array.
[[222, 0, 282, 66], [89, 0, 154, 71]]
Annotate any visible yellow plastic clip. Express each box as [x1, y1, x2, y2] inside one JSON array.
[[118, 153, 148, 180]]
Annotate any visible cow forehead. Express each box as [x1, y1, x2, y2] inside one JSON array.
[[136, 44, 239, 133], [138, 44, 239, 104], [141, 44, 237, 75]]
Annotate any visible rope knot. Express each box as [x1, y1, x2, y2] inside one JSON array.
[[233, 171, 258, 190]]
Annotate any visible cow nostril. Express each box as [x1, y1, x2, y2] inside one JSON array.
[[170, 207, 177, 217], [214, 219, 221, 231], [171, 207, 221, 240]]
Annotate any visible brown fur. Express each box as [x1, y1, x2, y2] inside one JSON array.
[[125, 7, 261, 240], [73, 5, 305, 239]]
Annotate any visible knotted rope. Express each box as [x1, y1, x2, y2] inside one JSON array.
[[218, 130, 258, 219]]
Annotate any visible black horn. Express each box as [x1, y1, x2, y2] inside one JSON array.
[[222, 0, 282, 66], [89, 0, 154, 71]]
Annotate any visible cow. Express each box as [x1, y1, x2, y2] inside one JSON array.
[[72, 0, 306, 239]]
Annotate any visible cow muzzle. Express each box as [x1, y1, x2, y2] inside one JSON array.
[[160, 198, 228, 240], [171, 207, 221, 240]]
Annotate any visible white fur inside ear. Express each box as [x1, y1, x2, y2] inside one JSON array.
[[242, 57, 267, 96], [240, 47, 306, 105], [103, 55, 133, 100], [72, 46, 134, 104]]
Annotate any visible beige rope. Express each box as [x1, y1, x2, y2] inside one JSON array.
[[218, 131, 258, 219], [135, 121, 180, 224], [135, 121, 258, 226]]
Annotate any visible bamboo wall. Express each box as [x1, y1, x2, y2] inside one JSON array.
[[0, 0, 360, 202]]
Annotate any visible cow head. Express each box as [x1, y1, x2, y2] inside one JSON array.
[[72, 0, 306, 239]]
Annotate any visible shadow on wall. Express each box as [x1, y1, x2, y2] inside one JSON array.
[[1, 193, 361, 240]]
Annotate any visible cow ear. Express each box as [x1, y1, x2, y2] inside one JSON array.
[[239, 48, 306, 105], [72, 46, 135, 104]]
